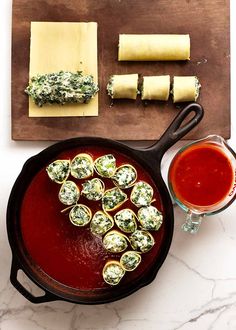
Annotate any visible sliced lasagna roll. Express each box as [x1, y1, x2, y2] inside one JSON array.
[[141, 75, 170, 101], [107, 74, 139, 99], [172, 76, 201, 103]]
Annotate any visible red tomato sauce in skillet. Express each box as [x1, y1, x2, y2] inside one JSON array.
[[20, 146, 165, 290], [169, 143, 234, 208]]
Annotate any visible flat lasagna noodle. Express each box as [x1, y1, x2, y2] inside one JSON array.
[[141, 76, 170, 101], [118, 34, 190, 61], [29, 22, 98, 117], [172, 76, 201, 103], [107, 74, 139, 99]]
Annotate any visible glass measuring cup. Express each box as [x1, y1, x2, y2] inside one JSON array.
[[168, 135, 236, 234]]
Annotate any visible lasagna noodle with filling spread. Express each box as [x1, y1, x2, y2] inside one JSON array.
[[173, 76, 200, 103], [108, 74, 139, 99], [29, 22, 98, 117], [118, 34, 190, 61], [141, 75, 170, 101]]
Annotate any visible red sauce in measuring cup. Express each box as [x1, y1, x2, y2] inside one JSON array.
[[169, 143, 234, 208]]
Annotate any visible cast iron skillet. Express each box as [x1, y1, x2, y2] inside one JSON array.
[[7, 103, 203, 304]]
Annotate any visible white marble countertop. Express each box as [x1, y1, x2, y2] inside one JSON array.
[[0, 1, 236, 329]]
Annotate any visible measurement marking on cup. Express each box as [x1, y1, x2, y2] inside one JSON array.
[[229, 170, 236, 197]]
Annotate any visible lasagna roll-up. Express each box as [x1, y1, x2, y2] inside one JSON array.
[[107, 74, 138, 99], [141, 75, 170, 101], [118, 34, 190, 61], [173, 76, 201, 103]]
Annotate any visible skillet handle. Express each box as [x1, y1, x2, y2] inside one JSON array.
[[10, 257, 58, 304], [148, 103, 204, 160]]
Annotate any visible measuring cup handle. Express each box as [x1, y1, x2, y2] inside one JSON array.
[[182, 211, 204, 234]]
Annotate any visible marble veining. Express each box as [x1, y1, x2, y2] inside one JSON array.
[[1, 0, 236, 329]]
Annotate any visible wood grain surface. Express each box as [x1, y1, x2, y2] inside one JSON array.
[[11, 0, 230, 141]]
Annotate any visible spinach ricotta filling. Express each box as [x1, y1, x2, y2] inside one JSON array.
[[195, 77, 201, 100], [25, 71, 99, 107], [82, 178, 105, 201], [69, 204, 92, 227], [106, 76, 114, 98], [58, 180, 80, 205], [94, 154, 117, 178], [103, 230, 128, 253], [112, 164, 137, 189], [70, 153, 94, 179], [130, 230, 155, 253], [46, 159, 70, 184], [114, 209, 137, 233], [130, 181, 154, 207], [90, 211, 114, 236], [137, 206, 163, 231], [102, 187, 128, 212], [120, 251, 142, 271], [102, 261, 126, 286]]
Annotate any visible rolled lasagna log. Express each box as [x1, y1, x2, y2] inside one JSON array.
[[107, 74, 139, 99], [118, 34, 190, 61], [173, 76, 201, 103], [142, 75, 170, 101]]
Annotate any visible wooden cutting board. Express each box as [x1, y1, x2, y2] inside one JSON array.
[[11, 0, 230, 141]]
